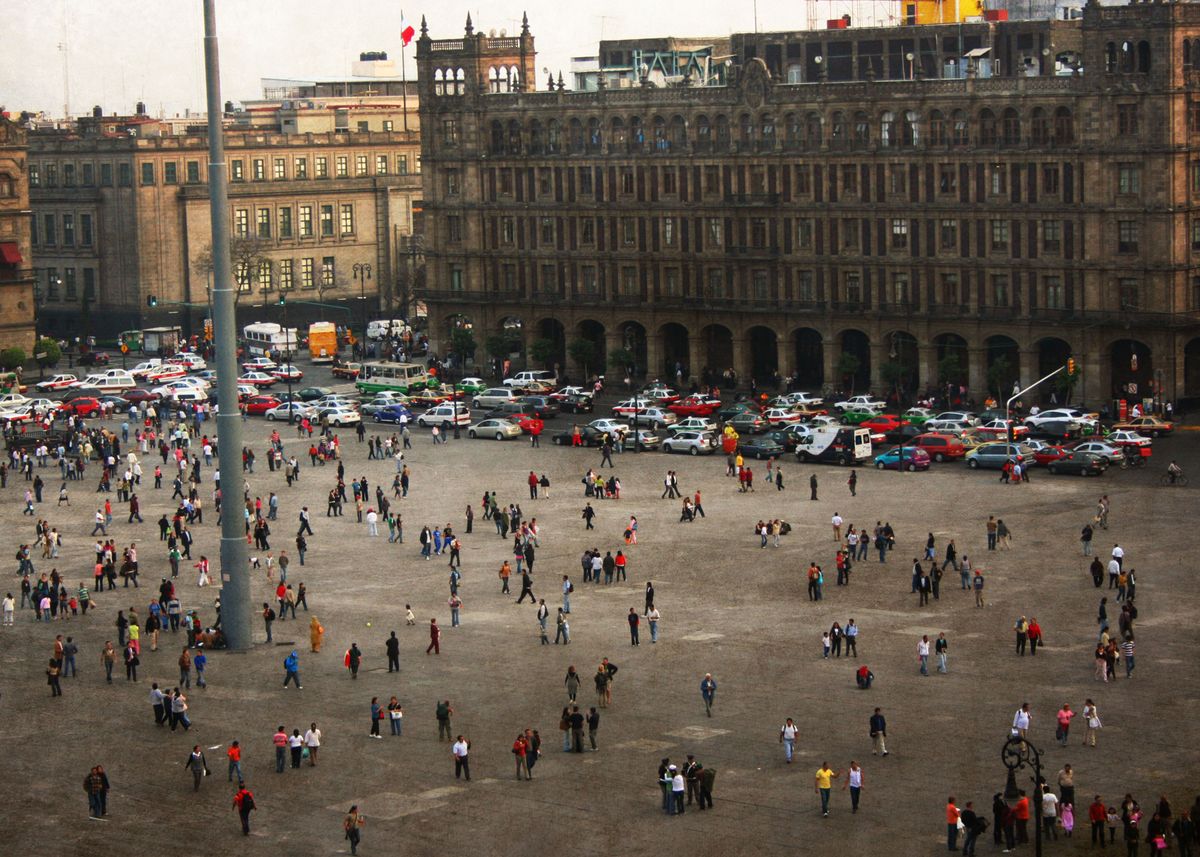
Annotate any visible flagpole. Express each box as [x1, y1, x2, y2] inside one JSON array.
[[401, 9, 409, 132]]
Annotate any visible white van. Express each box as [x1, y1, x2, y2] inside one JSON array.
[[93, 374, 137, 392], [367, 319, 409, 340]]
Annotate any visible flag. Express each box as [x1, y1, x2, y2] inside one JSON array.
[[401, 15, 415, 47]]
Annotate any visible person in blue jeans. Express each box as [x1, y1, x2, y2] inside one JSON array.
[[283, 650, 301, 689], [780, 719, 798, 763], [814, 763, 839, 817]]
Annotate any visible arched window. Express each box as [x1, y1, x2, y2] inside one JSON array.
[[904, 110, 919, 147], [1002, 108, 1020, 145], [805, 112, 823, 150], [760, 113, 775, 150], [1120, 41, 1135, 74], [1030, 107, 1048, 145], [507, 119, 522, 154], [529, 119, 544, 154], [929, 110, 946, 146], [670, 115, 687, 149], [1053, 107, 1074, 145], [652, 115, 668, 152], [488, 67, 502, 93], [851, 111, 870, 149], [951, 110, 969, 147], [696, 115, 712, 151], [979, 108, 998, 145], [738, 113, 754, 148], [880, 111, 896, 148], [715, 115, 731, 151], [784, 113, 800, 150], [546, 119, 561, 154], [490, 120, 504, 154], [610, 117, 626, 151], [0, 175, 13, 197], [1185, 39, 1193, 73], [508, 65, 521, 91], [830, 111, 847, 150], [1137, 40, 1151, 73], [455, 68, 466, 95], [630, 115, 644, 149], [588, 117, 602, 151], [434, 69, 445, 96], [568, 118, 585, 153], [1105, 42, 1117, 73]]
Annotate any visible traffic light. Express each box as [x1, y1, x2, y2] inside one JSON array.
[[1067, 357, 1076, 375], [204, 320, 213, 342], [147, 295, 158, 308], [278, 295, 286, 306]]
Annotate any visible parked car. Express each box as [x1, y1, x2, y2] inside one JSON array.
[[77, 351, 110, 366], [473, 387, 519, 409], [1046, 450, 1109, 476], [121, 388, 160, 404], [634, 407, 677, 428], [668, 395, 723, 417], [271, 365, 304, 382], [926, 417, 974, 433], [976, 419, 1029, 438], [587, 418, 631, 436], [884, 424, 925, 445], [295, 386, 334, 402], [361, 396, 408, 416], [1024, 419, 1081, 441], [1025, 408, 1099, 432], [330, 362, 362, 380], [1068, 439, 1124, 463], [1111, 415, 1173, 437], [842, 408, 883, 426], [901, 407, 934, 425], [242, 357, 278, 372], [763, 407, 805, 426], [503, 370, 558, 389], [265, 402, 315, 422], [485, 402, 535, 422], [373, 404, 415, 425], [660, 430, 718, 455], [237, 371, 277, 387], [668, 416, 719, 434], [416, 404, 471, 428], [146, 364, 188, 383], [726, 412, 769, 433], [36, 374, 79, 392], [467, 418, 523, 440], [457, 377, 487, 394], [518, 395, 561, 419], [835, 395, 886, 411], [556, 394, 594, 414], [319, 406, 362, 427], [932, 411, 981, 427], [859, 414, 906, 434], [1106, 430, 1152, 448], [909, 432, 967, 462], [874, 446, 932, 471], [243, 395, 282, 415], [739, 436, 785, 460], [965, 442, 1033, 469]]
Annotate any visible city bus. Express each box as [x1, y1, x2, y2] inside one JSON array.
[[242, 322, 298, 358], [307, 322, 339, 363], [355, 361, 431, 395]]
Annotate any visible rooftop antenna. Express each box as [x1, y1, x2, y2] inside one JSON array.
[[57, 0, 70, 120]]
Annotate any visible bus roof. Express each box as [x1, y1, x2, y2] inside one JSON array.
[[309, 322, 337, 331]]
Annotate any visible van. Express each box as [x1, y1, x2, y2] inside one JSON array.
[[93, 375, 137, 392], [416, 403, 471, 428], [367, 319, 409, 340]]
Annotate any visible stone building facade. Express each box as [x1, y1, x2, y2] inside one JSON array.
[[0, 118, 37, 354], [29, 108, 422, 339], [416, 3, 1200, 405]]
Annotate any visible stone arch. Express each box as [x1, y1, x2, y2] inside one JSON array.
[[700, 323, 734, 378], [1109, 338, 1152, 399], [738, 112, 754, 147], [508, 65, 520, 90], [951, 109, 969, 146], [670, 114, 687, 149], [836, 328, 871, 392], [652, 115, 668, 152], [487, 315, 524, 370], [454, 68, 465, 95], [506, 119, 522, 154], [609, 116, 626, 150], [747, 325, 779, 382], [804, 111, 822, 149], [659, 322, 690, 380], [1037, 336, 1074, 403], [933, 332, 969, 387], [1120, 40, 1135, 74], [434, 69, 446, 96], [851, 110, 870, 149], [696, 114, 712, 149], [790, 327, 824, 388], [568, 118, 585, 153], [575, 319, 606, 379], [630, 115, 644, 148], [759, 112, 775, 149], [882, 330, 919, 404], [587, 117, 602, 150], [903, 109, 919, 146], [489, 119, 504, 154], [1031, 107, 1049, 145], [880, 110, 896, 148], [1137, 40, 1151, 73], [714, 114, 731, 150], [1185, 337, 1200, 397], [617, 321, 647, 377], [984, 334, 1020, 397], [534, 318, 566, 372], [979, 108, 998, 145]]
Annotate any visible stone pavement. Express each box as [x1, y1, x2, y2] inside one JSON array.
[[1, 410, 1195, 856]]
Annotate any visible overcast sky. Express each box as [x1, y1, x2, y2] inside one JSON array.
[[3, 0, 894, 118]]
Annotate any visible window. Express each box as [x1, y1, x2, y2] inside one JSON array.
[[320, 205, 334, 237], [795, 164, 811, 195], [141, 162, 155, 186], [80, 214, 93, 247], [841, 164, 858, 195], [842, 218, 859, 250], [257, 208, 271, 238], [1192, 161, 1200, 194], [991, 220, 1010, 251], [82, 268, 96, 300], [1193, 276, 1200, 310], [502, 264, 516, 292], [43, 214, 56, 246], [336, 156, 349, 177], [376, 155, 388, 175], [321, 257, 335, 288], [397, 155, 408, 175], [622, 267, 640, 297], [355, 154, 368, 176], [751, 270, 769, 300], [279, 259, 294, 290], [164, 162, 178, 184], [1117, 104, 1139, 136], [299, 205, 313, 237], [939, 165, 957, 194], [940, 273, 960, 305], [580, 266, 599, 295], [1117, 164, 1141, 195], [540, 217, 555, 245], [581, 218, 595, 245], [704, 165, 720, 193], [539, 264, 556, 293], [1044, 276, 1064, 309], [797, 270, 815, 302], [500, 217, 515, 245], [29, 164, 40, 188], [622, 217, 636, 246], [357, 121, 369, 132], [186, 161, 200, 183], [579, 168, 594, 196], [234, 209, 249, 238], [30, 214, 37, 245], [1030, 221, 1061, 259], [620, 168, 634, 195], [300, 258, 315, 289], [383, 120, 394, 132], [708, 218, 723, 249], [989, 164, 1007, 195], [662, 168, 677, 195], [1192, 219, 1200, 251], [498, 168, 513, 195], [891, 273, 909, 305], [294, 157, 308, 179], [231, 159, 245, 181], [796, 219, 813, 250], [45, 164, 57, 187], [940, 219, 958, 250], [340, 204, 354, 235], [1042, 164, 1060, 194], [1118, 278, 1139, 308], [234, 261, 251, 292], [67, 268, 79, 299], [62, 214, 75, 247], [664, 218, 676, 247], [252, 159, 265, 181], [991, 274, 1009, 306], [889, 166, 907, 196], [891, 218, 908, 249], [62, 164, 76, 187], [442, 119, 460, 148], [450, 266, 464, 292], [447, 215, 462, 243], [46, 268, 58, 300], [81, 163, 94, 186], [279, 207, 293, 238], [706, 268, 724, 299], [1117, 220, 1139, 253], [118, 163, 132, 187], [315, 157, 328, 178], [844, 272, 862, 303], [750, 218, 767, 248], [258, 260, 273, 292], [538, 169, 552, 197]]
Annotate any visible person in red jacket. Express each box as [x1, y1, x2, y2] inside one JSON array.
[[1015, 792, 1031, 844], [1089, 795, 1107, 847], [232, 782, 256, 835], [528, 471, 539, 500], [1027, 618, 1044, 656]]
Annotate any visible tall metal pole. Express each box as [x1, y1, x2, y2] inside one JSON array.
[[203, 0, 251, 650]]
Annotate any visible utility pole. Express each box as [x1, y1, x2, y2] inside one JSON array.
[[203, 0, 251, 650]]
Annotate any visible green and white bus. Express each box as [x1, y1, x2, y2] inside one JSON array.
[[355, 361, 431, 395]]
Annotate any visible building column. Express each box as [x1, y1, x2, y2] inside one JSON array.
[[918, 344, 936, 393], [687, 333, 705, 388], [645, 330, 663, 380], [968, 347, 987, 402], [1082, 345, 1105, 408], [869, 341, 886, 392], [778, 332, 796, 382], [823, 338, 838, 390], [1019, 348, 1037, 392], [731, 336, 747, 384]]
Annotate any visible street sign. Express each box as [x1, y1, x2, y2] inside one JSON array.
[[121, 344, 129, 354]]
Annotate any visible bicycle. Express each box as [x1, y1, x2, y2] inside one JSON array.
[[1160, 473, 1189, 486]]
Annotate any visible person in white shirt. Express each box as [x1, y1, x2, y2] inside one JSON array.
[[671, 766, 686, 815], [304, 723, 322, 767], [452, 736, 471, 780], [780, 718, 799, 763], [1040, 787, 1060, 840], [2, 593, 14, 626], [366, 509, 379, 537], [1012, 703, 1032, 747], [1111, 544, 1124, 569], [831, 513, 843, 540], [287, 729, 304, 768], [647, 606, 661, 643], [843, 761, 864, 813], [917, 635, 931, 675]]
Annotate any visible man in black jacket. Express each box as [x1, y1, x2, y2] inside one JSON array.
[[870, 708, 888, 756], [385, 631, 400, 672]]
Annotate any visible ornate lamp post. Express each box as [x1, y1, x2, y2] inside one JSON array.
[[352, 262, 372, 359], [1001, 734, 1044, 857]]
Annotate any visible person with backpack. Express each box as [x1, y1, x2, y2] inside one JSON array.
[[283, 650, 301, 689], [232, 782, 255, 835], [343, 806, 365, 855]]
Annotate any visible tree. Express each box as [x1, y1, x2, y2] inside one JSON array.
[[836, 352, 861, 394], [568, 338, 597, 378], [987, 355, 1017, 398], [193, 236, 273, 308], [937, 353, 964, 385], [485, 332, 519, 360], [608, 347, 637, 375], [34, 338, 62, 369], [529, 338, 556, 368], [0, 347, 26, 371], [450, 328, 477, 367]]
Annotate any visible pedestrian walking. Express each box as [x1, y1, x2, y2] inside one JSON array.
[[343, 806, 365, 855], [780, 717, 799, 763], [870, 707, 888, 755], [843, 761, 864, 813], [185, 746, 209, 791], [232, 782, 255, 835], [815, 762, 839, 817], [452, 735, 471, 780], [700, 673, 717, 717]]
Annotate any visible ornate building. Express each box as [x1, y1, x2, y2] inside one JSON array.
[[28, 99, 423, 338], [417, 3, 1200, 404], [0, 117, 37, 354]]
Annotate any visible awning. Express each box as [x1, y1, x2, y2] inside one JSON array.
[[964, 48, 992, 58], [0, 242, 21, 265]]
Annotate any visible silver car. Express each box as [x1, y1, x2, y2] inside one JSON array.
[[661, 430, 718, 455], [467, 418, 523, 440], [472, 387, 518, 409]]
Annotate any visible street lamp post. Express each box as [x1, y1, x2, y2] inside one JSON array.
[[1001, 734, 1044, 857], [352, 263, 372, 360], [279, 294, 294, 424]]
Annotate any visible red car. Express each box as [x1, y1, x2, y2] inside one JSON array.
[[63, 397, 102, 417], [244, 395, 282, 415], [668, 395, 722, 417], [122, 389, 160, 404], [517, 415, 545, 435], [860, 414, 908, 434], [1033, 445, 1069, 467]]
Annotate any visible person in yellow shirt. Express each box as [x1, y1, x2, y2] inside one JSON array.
[[815, 762, 840, 817]]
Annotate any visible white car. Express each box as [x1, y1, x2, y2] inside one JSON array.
[[1107, 430, 1152, 448], [130, 360, 164, 379], [661, 430, 718, 455], [271, 365, 304, 382], [321, 406, 361, 427], [237, 384, 259, 399], [588, 418, 630, 435], [472, 387, 519, 409], [763, 407, 804, 425], [503, 370, 558, 389], [926, 418, 974, 433], [550, 386, 588, 400], [640, 385, 680, 403], [933, 411, 981, 426], [168, 353, 207, 371], [835, 395, 886, 411], [238, 371, 277, 387], [242, 357, 278, 372], [668, 416, 718, 434], [265, 402, 315, 421], [1070, 440, 1123, 462], [151, 379, 203, 398], [416, 403, 471, 428], [612, 397, 656, 415], [467, 418, 523, 440], [778, 391, 825, 407], [146, 364, 188, 383], [36, 374, 78, 391], [1026, 408, 1098, 430], [167, 388, 208, 404]]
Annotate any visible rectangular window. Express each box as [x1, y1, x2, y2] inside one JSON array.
[[320, 205, 334, 237], [336, 155, 349, 177], [252, 159, 265, 181], [797, 270, 815, 302], [662, 168, 677, 195], [141, 162, 155, 185], [376, 155, 388, 175], [82, 163, 94, 186], [538, 168, 552, 197], [279, 259, 294, 291], [62, 214, 75, 247], [991, 274, 1009, 306], [620, 168, 634, 195], [100, 163, 113, 187], [501, 217, 515, 245], [382, 120, 394, 132], [498, 168, 513, 195], [989, 164, 1007, 195], [1117, 220, 1139, 254], [1118, 278, 1139, 308], [80, 214, 93, 247], [1192, 220, 1200, 251], [939, 164, 956, 194], [940, 219, 957, 250], [1042, 220, 1061, 253], [397, 155, 408, 175], [447, 216, 462, 243], [66, 268, 78, 299], [231, 159, 244, 181], [294, 157, 308, 179], [273, 158, 286, 180], [940, 273, 960, 306], [1117, 164, 1141, 195], [540, 264, 557, 293], [442, 119, 460, 148], [164, 162, 178, 184], [540, 217, 555, 245], [1192, 161, 1200, 194], [841, 164, 858, 195], [842, 218, 859, 250], [1042, 164, 1059, 195], [1117, 104, 1139, 136], [844, 272, 862, 303], [299, 205, 314, 237], [30, 216, 38, 246], [664, 268, 682, 297], [502, 264, 517, 292], [706, 268, 724, 299], [45, 268, 58, 300], [257, 260, 273, 292], [450, 266, 464, 292], [891, 218, 908, 249], [581, 265, 599, 295], [43, 214, 56, 246], [579, 168, 594, 196], [704, 165, 720, 194], [355, 154, 368, 176], [234, 209, 250, 238], [321, 256, 335, 287], [891, 272, 909, 305], [315, 157, 328, 178], [186, 161, 200, 184], [340, 204, 354, 235], [279, 207, 293, 238], [1193, 276, 1200, 309], [581, 218, 595, 245], [63, 163, 75, 187], [708, 218, 723, 249], [1044, 275, 1064, 309], [889, 165, 907, 196], [990, 220, 1010, 251], [445, 169, 460, 195], [234, 261, 251, 293], [357, 121, 369, 132], [29, 164, 40, 188], [44, 164, 57, 187], [796, 219, 813, 250], [300, 257, 315, 289], [257, 208, 271, 239], [664, 218, 676, 247], [622, 217, 636, 246], [81, 268, 95, 300], [795, 165, 811, 195]]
